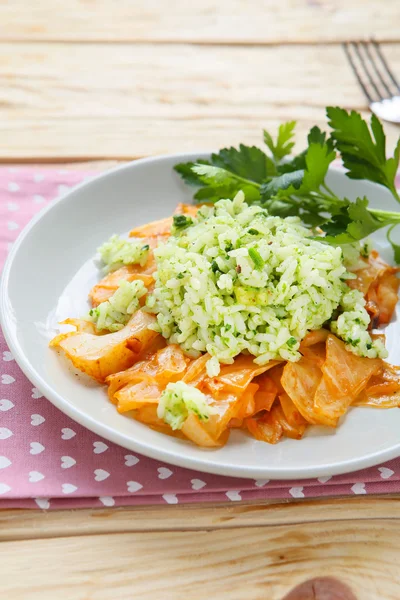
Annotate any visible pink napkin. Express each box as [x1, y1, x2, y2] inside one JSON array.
[[1, 165, 400, 510]]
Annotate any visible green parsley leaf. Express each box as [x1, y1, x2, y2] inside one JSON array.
[[175, 144, 277, 204], [173, 108, 400, 264], [276, 126, 333, 176], [263, 121, 296, 162], [301, 141, 336, 192], [174, 160, 210, 186], [191, 164, 240, 186], [193, 186, 229, 203], [320, 197, 400, 247], [261, 138, 335, 200], [321, 198, 381, 243], [192, 164, 261, 202], [346, 198, 389, 239], [327, 107, 400, 202], [307, 125, 330, 146], [260, 197, 301, 219], [296, 139, 335, 194], [277, 154, 306, 175], [211, 144, 275, 183], [260, 170, 304, 200], [300, 210, 329, 228]]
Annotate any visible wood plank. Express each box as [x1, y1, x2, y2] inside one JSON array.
[[1, 43, 399, 160], [2, 520, 400, 599], [0, 0, 399, 44], [0, 116, 323, 161], [1, 160, 123, 169], [2, 498, 400, 541]]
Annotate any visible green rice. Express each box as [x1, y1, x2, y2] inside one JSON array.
[[99, 235, 150, 273], [341, 240, 373, 272], [330, 288, 385, 358], [157, 381, 214, 430], [88, 279, 147, 332], [146, 191, 387, 370]]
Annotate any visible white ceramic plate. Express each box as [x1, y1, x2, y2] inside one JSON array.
[[1, 154, 399, 480]]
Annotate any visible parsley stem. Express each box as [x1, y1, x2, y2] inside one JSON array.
[[322, 183, 337, 198], [310, 191, 344, 206], [369, 208, 400, 222], [203, 165, 261, 191], [232, 174, 261, 189]]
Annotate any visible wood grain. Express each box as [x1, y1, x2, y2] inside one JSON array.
[[1, 43, 399, 160], [2, 497, 400, 541], [2, 519, 400, 599], [2, 2, 400, 598], [1, 0, 399, 44]]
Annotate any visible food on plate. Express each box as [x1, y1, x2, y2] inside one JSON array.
[[51, 107, 400, 447]]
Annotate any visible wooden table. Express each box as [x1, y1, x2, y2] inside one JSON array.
[[1, 1, 400, 598]]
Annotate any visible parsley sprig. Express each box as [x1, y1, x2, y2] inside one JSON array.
[[174, 108, 400, 262]]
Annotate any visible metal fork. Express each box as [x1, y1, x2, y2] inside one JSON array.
[[343, 40, 400, 124]]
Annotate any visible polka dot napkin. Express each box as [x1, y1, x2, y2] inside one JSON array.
[[1, 165, 400, 510]]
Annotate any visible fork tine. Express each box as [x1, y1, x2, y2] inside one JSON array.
[[343, 42, 373, 102], [351, 42, 384, 101], [362, 41, 395, 98], [372, 40, 400, 94]]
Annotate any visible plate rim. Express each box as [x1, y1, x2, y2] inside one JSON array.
[[1, 154, 400, 480]]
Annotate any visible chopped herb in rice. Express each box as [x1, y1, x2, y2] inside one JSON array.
[[172, 214, 193, 233], [88, 279, 148, 332], [98, 234, 150, 273], [157, 381, 215, 430], [146, 192, 386, 368]]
